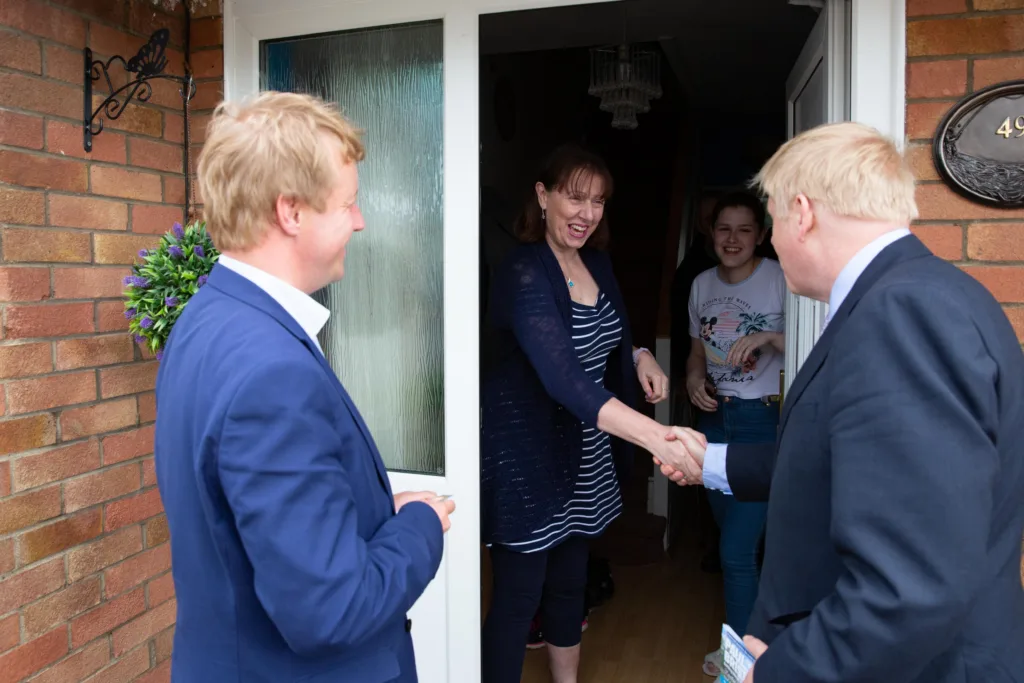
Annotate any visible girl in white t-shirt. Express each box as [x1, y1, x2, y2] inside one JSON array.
[[685, 191, 787, 678]]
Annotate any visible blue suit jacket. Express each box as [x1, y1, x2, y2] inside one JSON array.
[[727, 236, 1024, 683], [154, 265, 443, 683]]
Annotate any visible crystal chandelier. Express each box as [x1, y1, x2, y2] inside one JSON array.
[[588, 44, 662, 130]]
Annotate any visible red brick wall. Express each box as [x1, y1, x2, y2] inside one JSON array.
[[0, 1, 223, 681], [906, 0, 1024, 343], [906, 0, 1024, 589]]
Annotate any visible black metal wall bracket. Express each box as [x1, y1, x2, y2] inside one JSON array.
[[83, 28, 196, 152]]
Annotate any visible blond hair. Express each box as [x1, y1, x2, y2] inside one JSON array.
[[752, 122, 918, 224], [198, 91, 366, 251]]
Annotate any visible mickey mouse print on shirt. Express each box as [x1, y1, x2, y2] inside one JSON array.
[[688, 259, 787, 400]]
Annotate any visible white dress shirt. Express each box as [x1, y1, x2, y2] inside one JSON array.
[[217, 255, 331, 354], [702, 228, 912, 494]]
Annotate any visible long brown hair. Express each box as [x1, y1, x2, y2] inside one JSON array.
[[515, 144, 615, 250]]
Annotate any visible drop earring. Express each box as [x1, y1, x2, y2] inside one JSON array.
[[541, 208, 547, 220]]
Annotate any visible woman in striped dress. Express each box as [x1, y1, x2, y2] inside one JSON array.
[[480, 145, 691, 683], [501, 292, 625, 555]]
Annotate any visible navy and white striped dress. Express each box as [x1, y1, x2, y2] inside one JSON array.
[[503, 292, 624, 553]]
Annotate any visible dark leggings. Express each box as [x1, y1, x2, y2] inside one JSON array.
[[481, 537, 589, 683]]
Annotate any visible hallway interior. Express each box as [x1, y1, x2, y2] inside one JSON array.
[[518, 532, 725, 683]]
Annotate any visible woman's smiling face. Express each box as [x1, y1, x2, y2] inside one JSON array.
[[537, 170, 607, 252], [712, 205, 764, 268]]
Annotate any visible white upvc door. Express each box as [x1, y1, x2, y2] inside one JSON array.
[[223, 0, 905, 679], [782, 0, 906, 388], [782, 0, 850, 389], [223, 1, 611, 681]]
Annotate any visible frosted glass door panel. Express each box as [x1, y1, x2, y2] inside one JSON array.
[[261, 22, 445, 474]]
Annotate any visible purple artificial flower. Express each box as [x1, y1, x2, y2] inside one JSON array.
[[138, 249, 148, 257], [197, 274, 209, 288], [125, 275, 149, 288], [165, 296, 179, 307], [156, 349, 164, 360], [193, 244, 205, 258], [134, 335, 146, 344], [123, 275, 133, 286], [172, 222, 184, 239], [140, 317, 154, 329], [124, 308, 137, 319], [168, 245, 184, 259]]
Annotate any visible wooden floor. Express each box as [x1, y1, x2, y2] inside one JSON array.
[[482, 531, 726, 683]]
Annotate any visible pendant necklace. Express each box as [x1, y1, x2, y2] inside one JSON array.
[[562, 260, 576, 290]]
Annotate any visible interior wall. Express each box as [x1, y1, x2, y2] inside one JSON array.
[[696, 111, 787, 190]]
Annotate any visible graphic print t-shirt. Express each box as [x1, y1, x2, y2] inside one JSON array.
[[688, 259, 786, 399]]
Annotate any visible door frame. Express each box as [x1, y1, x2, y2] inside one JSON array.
[[781, 0, 906, 388], [784, 1, 849, 386], [222, 0, 905, 680]]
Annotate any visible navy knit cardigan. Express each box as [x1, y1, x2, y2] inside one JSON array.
[[480, 241, 637, 545]]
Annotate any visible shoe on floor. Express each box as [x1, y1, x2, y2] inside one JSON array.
[[702, 648, 723, 677]]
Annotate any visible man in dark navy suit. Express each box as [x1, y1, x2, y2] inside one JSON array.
[[155, 92, 455, 683], [660, 122, 1024, 683]]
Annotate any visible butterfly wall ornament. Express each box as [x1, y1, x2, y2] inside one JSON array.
[[83, 28, 195, 153]]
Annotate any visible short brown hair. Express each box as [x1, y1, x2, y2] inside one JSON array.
[[198, 91, 366, 251], [515, 144, 615, 249]]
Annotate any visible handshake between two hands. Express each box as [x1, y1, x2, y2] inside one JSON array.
[[650, 426, 708, 487], [389, 426, 709, 533]]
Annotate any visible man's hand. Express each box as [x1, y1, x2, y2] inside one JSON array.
[[427, 496, 456, 533], [394, 491, 436, 512], [742, 636, 768, 683], [395, 491, 456, 533], [653, 427, 707, 485]]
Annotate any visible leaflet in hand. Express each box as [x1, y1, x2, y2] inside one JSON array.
[[717, 624, 755, 683]]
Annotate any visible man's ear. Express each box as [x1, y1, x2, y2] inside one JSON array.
[[274, 195, 302, 237], [794, 194, 815, 242]]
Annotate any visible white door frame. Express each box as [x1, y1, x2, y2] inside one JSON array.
[[784, 1, 848, 385], [222, 0, 905, 680], [782, 0, 906, 389]]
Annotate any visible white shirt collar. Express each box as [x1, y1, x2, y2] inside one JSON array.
[[827, 228, 911, 322], [217, 254, 330, 352]]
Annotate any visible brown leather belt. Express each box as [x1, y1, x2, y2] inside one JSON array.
[[720, 395, 780, 405]]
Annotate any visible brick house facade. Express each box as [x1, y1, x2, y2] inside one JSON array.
[[0, 0, 1020, 681], [0, 0, 221, 680], [907, 0, 1024, 339]]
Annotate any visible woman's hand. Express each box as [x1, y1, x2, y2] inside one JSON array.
[[686, 374, 718, 412], [635, 350, 669, 404], [725, 331, 782, 368]]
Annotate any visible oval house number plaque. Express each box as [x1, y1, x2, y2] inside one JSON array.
[[933, 80, 1024, 208]]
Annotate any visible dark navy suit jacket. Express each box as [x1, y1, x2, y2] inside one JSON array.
[[481, 241, 636, 544], [726, 236, 1024, 683], [154, 265, 443, 683]]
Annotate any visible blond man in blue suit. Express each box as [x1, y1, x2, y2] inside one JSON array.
[[154, 92, 455, 683]]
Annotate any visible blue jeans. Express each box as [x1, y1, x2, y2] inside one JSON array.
[[699, 397, 778, 636]]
